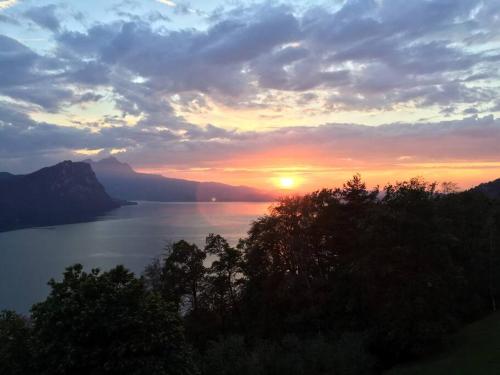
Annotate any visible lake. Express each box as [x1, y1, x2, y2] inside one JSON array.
[[0, 201, 272, 313]]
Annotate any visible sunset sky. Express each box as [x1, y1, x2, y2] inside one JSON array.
[[1, 0, 500, 192]]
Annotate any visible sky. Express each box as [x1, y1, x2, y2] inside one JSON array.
[[0, 0, 500, 192]]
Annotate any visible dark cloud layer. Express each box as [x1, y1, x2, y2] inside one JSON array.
[[52, 0, 497, 111], [3, 0, 498, 112]]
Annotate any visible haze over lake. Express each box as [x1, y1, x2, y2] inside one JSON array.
[[0, 202, 271, 313]]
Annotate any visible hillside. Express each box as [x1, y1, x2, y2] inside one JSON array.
[[0, 161, 120, 231], [387, 312, 500, 375], [473, 178, 500, 200], [84, 157, 274, 202], [0, 172, 16, 181]]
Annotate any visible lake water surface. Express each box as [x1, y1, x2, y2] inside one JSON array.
[[0, 202, 271, 313]]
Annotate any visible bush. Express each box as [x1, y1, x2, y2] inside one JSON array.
[[199, 334, 376, 375]]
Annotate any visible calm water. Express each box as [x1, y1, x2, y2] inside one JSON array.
[[0, 202, 271, 313]]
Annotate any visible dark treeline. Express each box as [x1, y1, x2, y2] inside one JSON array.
[[1, 175, 500, 374]]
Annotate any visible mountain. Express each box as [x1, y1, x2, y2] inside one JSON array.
[[0, 172, 16, 181], [0, 161, 120, 231], [83, 157, 274, 202], [473, 178, 500, 199]]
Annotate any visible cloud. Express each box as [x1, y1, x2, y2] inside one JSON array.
[[0, 0, 17, 10], [2, 90, 499, 178], [0, 101, 136, 171], [179, 116, 500, 168], [0, 0, 500, 180], [73, 92, 104, 104], [0, 35, 76, 110], [24, 5, 60, 31], [0, 12, 18, 24], [48, 0, 498, 120], [157, 0, 176, 7], [0, 0, 496, 121], [491, 102, 500, 112], [0, 35, 38, 87]]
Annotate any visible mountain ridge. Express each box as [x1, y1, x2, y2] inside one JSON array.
[[83, 157, 275, 202], [0, 161, 120, 231], [472, 178, 500, 199]]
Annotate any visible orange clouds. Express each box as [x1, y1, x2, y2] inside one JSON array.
[[131, 116, 500, 192]]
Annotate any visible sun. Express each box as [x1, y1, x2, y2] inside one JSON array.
[[279, 177, 295, 189]]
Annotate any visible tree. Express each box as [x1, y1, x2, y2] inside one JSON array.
[[203, 234, 244, 330], [0, 310, 33, 375], [142, 175, 500, 370], [160, 240, 207, 312], [31, 264, 196, 375]]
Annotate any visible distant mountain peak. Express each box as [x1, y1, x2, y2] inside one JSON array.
[[85, 157, 274, 202], [98, 156, 121, 164], [84, 157, 135, 175]]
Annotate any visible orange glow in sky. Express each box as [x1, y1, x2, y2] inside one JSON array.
[[137, 158, 500, 194]]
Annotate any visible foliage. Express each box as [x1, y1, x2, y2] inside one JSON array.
[[0, 310, 33, 375], [30, 264, 196, 375], [387, 311, 500, 375], [199, 333, 375, 375], [144, 234, 245, 345], [142, 176, 500, 371], [155, 240, 206, 311]]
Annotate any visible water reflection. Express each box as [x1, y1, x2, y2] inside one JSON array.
[[0, 201, 271, 313]]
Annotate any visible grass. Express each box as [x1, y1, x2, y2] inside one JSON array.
[[386, 312, 500, 375]]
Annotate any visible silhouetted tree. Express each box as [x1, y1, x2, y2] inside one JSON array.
[[235, 175, 500, 366], [31, 264, 196, 375], [0, 310, 33, 375], [202, 234, 245, 332], [159, 241, 207, 312]]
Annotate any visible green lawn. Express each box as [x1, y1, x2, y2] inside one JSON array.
[[386, 312, 500, 375]]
